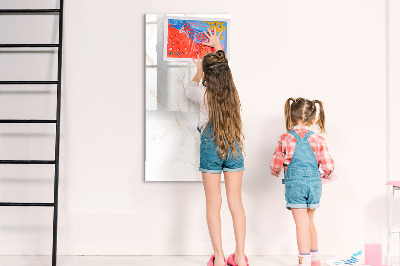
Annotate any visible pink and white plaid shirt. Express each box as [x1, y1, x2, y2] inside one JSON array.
[[270, 126, 334, 179]]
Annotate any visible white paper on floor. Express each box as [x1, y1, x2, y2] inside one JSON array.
[[326, 249, 364, 266]]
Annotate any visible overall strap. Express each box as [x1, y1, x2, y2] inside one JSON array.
[[284, 129, 320, 181], [303, 130, 314, 140], [288, 130, 301, 141]]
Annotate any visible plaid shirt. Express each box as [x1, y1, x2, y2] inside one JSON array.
[[270, 126, 334, 179]]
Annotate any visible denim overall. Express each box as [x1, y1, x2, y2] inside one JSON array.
[[198, 124, 244, 174], [283, 130, 322, 210]]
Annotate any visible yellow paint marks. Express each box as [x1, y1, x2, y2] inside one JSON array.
[[204, 21, 226, 40]]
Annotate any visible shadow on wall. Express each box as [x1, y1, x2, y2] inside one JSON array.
[[364, 194, 388, 248], [365, 195, 386, 228], [242, 114, 292, 254]]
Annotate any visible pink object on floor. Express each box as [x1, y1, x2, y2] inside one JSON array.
[[365, 243, 382, 266], [321, 173, 338, 184], [207, 254, 227, 266], [311, 260, 321, 266], [227, 253, 249, 266], [207, 255, 215, 266], [386, 181, 400, 187]]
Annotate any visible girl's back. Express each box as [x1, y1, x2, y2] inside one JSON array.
[[270, 126, 334, 179]]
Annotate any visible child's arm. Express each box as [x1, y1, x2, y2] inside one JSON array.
[[319, 138, 335, 179], [270, 136, 286, 177], [202, 28, 223, 51], [186, 55, 205, 103], [192, 54, 202, 83], [185, 81, 204, 103]]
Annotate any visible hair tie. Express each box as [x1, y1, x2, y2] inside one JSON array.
[[208, 62, 228, 68]]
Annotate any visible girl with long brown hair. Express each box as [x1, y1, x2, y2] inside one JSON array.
[[270, 98, 335, 266], [185, 29, 248, 266]]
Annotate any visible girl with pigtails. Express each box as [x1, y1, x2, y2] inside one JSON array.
[[270, 98, 335, 266]]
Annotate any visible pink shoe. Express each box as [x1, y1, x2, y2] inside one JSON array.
[[227, 253, 249, 266], [207, 254, 227, 266], [311, 260, 321, 266]]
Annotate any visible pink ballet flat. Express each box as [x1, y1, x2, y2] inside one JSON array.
[[227, 253, 249, 266], [207, 254, 227, 266]]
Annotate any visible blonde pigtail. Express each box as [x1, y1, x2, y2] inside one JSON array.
[[313, 100, 326, 133], [285, 98, 295, 131]]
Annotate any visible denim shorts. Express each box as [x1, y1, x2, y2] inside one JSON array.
[[285, 178, 322, 209], [199, 126, 245, 174]]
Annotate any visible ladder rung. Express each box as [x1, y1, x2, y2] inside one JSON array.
[[0, 119, 56, 123], [0, 81, 58, 84], [0, 202, 54, 207], [0, 160, 55, 164], [0, 44, 59, 48], [0, 9, 60, 14], [391, 229, 400, 233]]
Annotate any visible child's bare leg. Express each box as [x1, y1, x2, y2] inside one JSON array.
[[307, 208, 320, 265], [291, 208, 311, 254], [224, 171, 247, 266], [307, 209, 318, 251], [202, 173, 225, 266]]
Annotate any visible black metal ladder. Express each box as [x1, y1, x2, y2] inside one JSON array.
[[0, 2, 63, 266]]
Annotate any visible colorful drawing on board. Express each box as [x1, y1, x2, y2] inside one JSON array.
[[163, 17, 229, 61]]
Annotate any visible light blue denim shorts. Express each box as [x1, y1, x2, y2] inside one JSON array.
[[284, 177, 322, 210], [199, 125, 245, 174]]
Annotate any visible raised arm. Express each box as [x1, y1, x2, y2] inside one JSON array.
[[185, 55, 205, 103], [192, 54, 203, 84]]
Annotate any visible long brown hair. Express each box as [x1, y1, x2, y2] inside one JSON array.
[[202, 50, 244, 158], [284, 97, 326, 133]]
